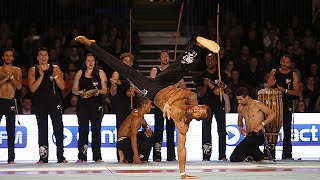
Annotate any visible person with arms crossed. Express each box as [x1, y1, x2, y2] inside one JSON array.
[[0, 48, 22, 164]]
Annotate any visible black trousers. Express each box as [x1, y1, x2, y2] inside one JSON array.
[[202, 104, 226, 160], [34, 96, 65, 163], [230, 131, 265, 162], [0, 98, 16, 163], [85, 39, 197, 100], [76, 101, 103, 161], [117, 131, 153, 163], [153, 106, 176, 161], [282, 101, 293, 159]]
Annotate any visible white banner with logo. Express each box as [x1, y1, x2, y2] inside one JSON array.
[[0, 113, 319, 161]]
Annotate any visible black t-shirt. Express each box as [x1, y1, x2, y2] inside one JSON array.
[[196, 70, 229, 106]]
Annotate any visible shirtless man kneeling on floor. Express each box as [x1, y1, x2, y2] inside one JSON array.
[[117, 96, 153, 164]]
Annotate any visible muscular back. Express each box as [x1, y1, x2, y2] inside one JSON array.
[[238, 100, 264, 132], [118, 110, 142, 138]]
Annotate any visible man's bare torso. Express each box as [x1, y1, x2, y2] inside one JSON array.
[[154, 85, 191, 134], [118, 110, 142, 137], [238, 100, 264, 132], [0, 66, 19, 99]]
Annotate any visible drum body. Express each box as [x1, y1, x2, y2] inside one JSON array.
[[257, 88, 283, 144]]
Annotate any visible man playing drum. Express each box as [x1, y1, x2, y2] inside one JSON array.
[[267, 55, 299, 160], [230, 87, 275, 162]]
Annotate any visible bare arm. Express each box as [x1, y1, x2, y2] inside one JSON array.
[[177, 79, 187, 89], [130, 117, 143, 164], [10, 67, 22, 90], [253, 102, 276, 132], [149, 68, 157, 79], [52, 65, 65, 91], [141, 118, 152, 137], [285, 72, 300, 96], [266, 69, 276, 88], [72, 70, 85, 95], [237, 105, 247, 136], [98, 70, 108, 95], [28, 67, 44, 93], [166, 88, 197, 106], [110, 71, 119, 96], [257, 102, 276, 126]]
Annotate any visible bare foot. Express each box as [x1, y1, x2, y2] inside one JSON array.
[[196, 36, 220, 53], [181, 174, 199, 179], [8, 161, 16, 164], [95, 159, 104, 162], [75, 36, 95, 46], [76, 159, 84, 163]]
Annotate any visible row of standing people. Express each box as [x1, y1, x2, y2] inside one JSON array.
[[0, 37, 299, 166]]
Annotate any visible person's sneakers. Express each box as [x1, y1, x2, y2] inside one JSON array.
[[196, 36, 220, 53], [243, 156, 254, 162]]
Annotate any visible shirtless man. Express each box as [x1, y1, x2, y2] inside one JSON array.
[[230, 87, 275, 162], [0, 48, 22, 164], [154, 84, 210, 179], [117, 96, 153, 164], [75, 35, 215, 179]]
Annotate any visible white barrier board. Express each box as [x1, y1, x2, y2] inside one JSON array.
[[0, 113, 319, 161]]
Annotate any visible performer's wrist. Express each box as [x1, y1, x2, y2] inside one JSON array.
[[180, 172, 186, 176], [261, 121, 265, 126]]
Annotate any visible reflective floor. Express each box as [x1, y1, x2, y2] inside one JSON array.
[[0, 160, 319, 180]]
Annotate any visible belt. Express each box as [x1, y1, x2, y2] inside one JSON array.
[[116, 137, 128, 142], [247, 131, 263, 137]]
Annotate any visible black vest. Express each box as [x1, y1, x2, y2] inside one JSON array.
[[274, 69, 294, 102], [78, 70, 103, 105]]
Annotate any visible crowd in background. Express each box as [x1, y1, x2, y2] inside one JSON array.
[[1, 14, 320, 115]]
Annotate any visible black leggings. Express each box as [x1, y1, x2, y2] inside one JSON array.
[[230, 131, 265, 162], [117, 131, 153, 163], [76, 101, 103, 161], [0, 98, 16, 163], [85, 39, 197, 100]]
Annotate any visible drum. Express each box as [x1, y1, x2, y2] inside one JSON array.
[[257, 88, 283, 145]]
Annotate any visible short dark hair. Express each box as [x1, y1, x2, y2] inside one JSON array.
[[37, 47, 49, 55], [236, 87, 252, 98], [159, 50, 169, 57], [136, 96, 150, 109], [22, 94, 32, 102], [2, 48, 14, 56]]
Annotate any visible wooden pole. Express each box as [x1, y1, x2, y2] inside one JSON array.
[[216, 2, 223, 102], [129, 9, 132, 54], [174, 2, 184, 60]]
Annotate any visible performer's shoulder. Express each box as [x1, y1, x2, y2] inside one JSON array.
[[131, 109, 139, 116]]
